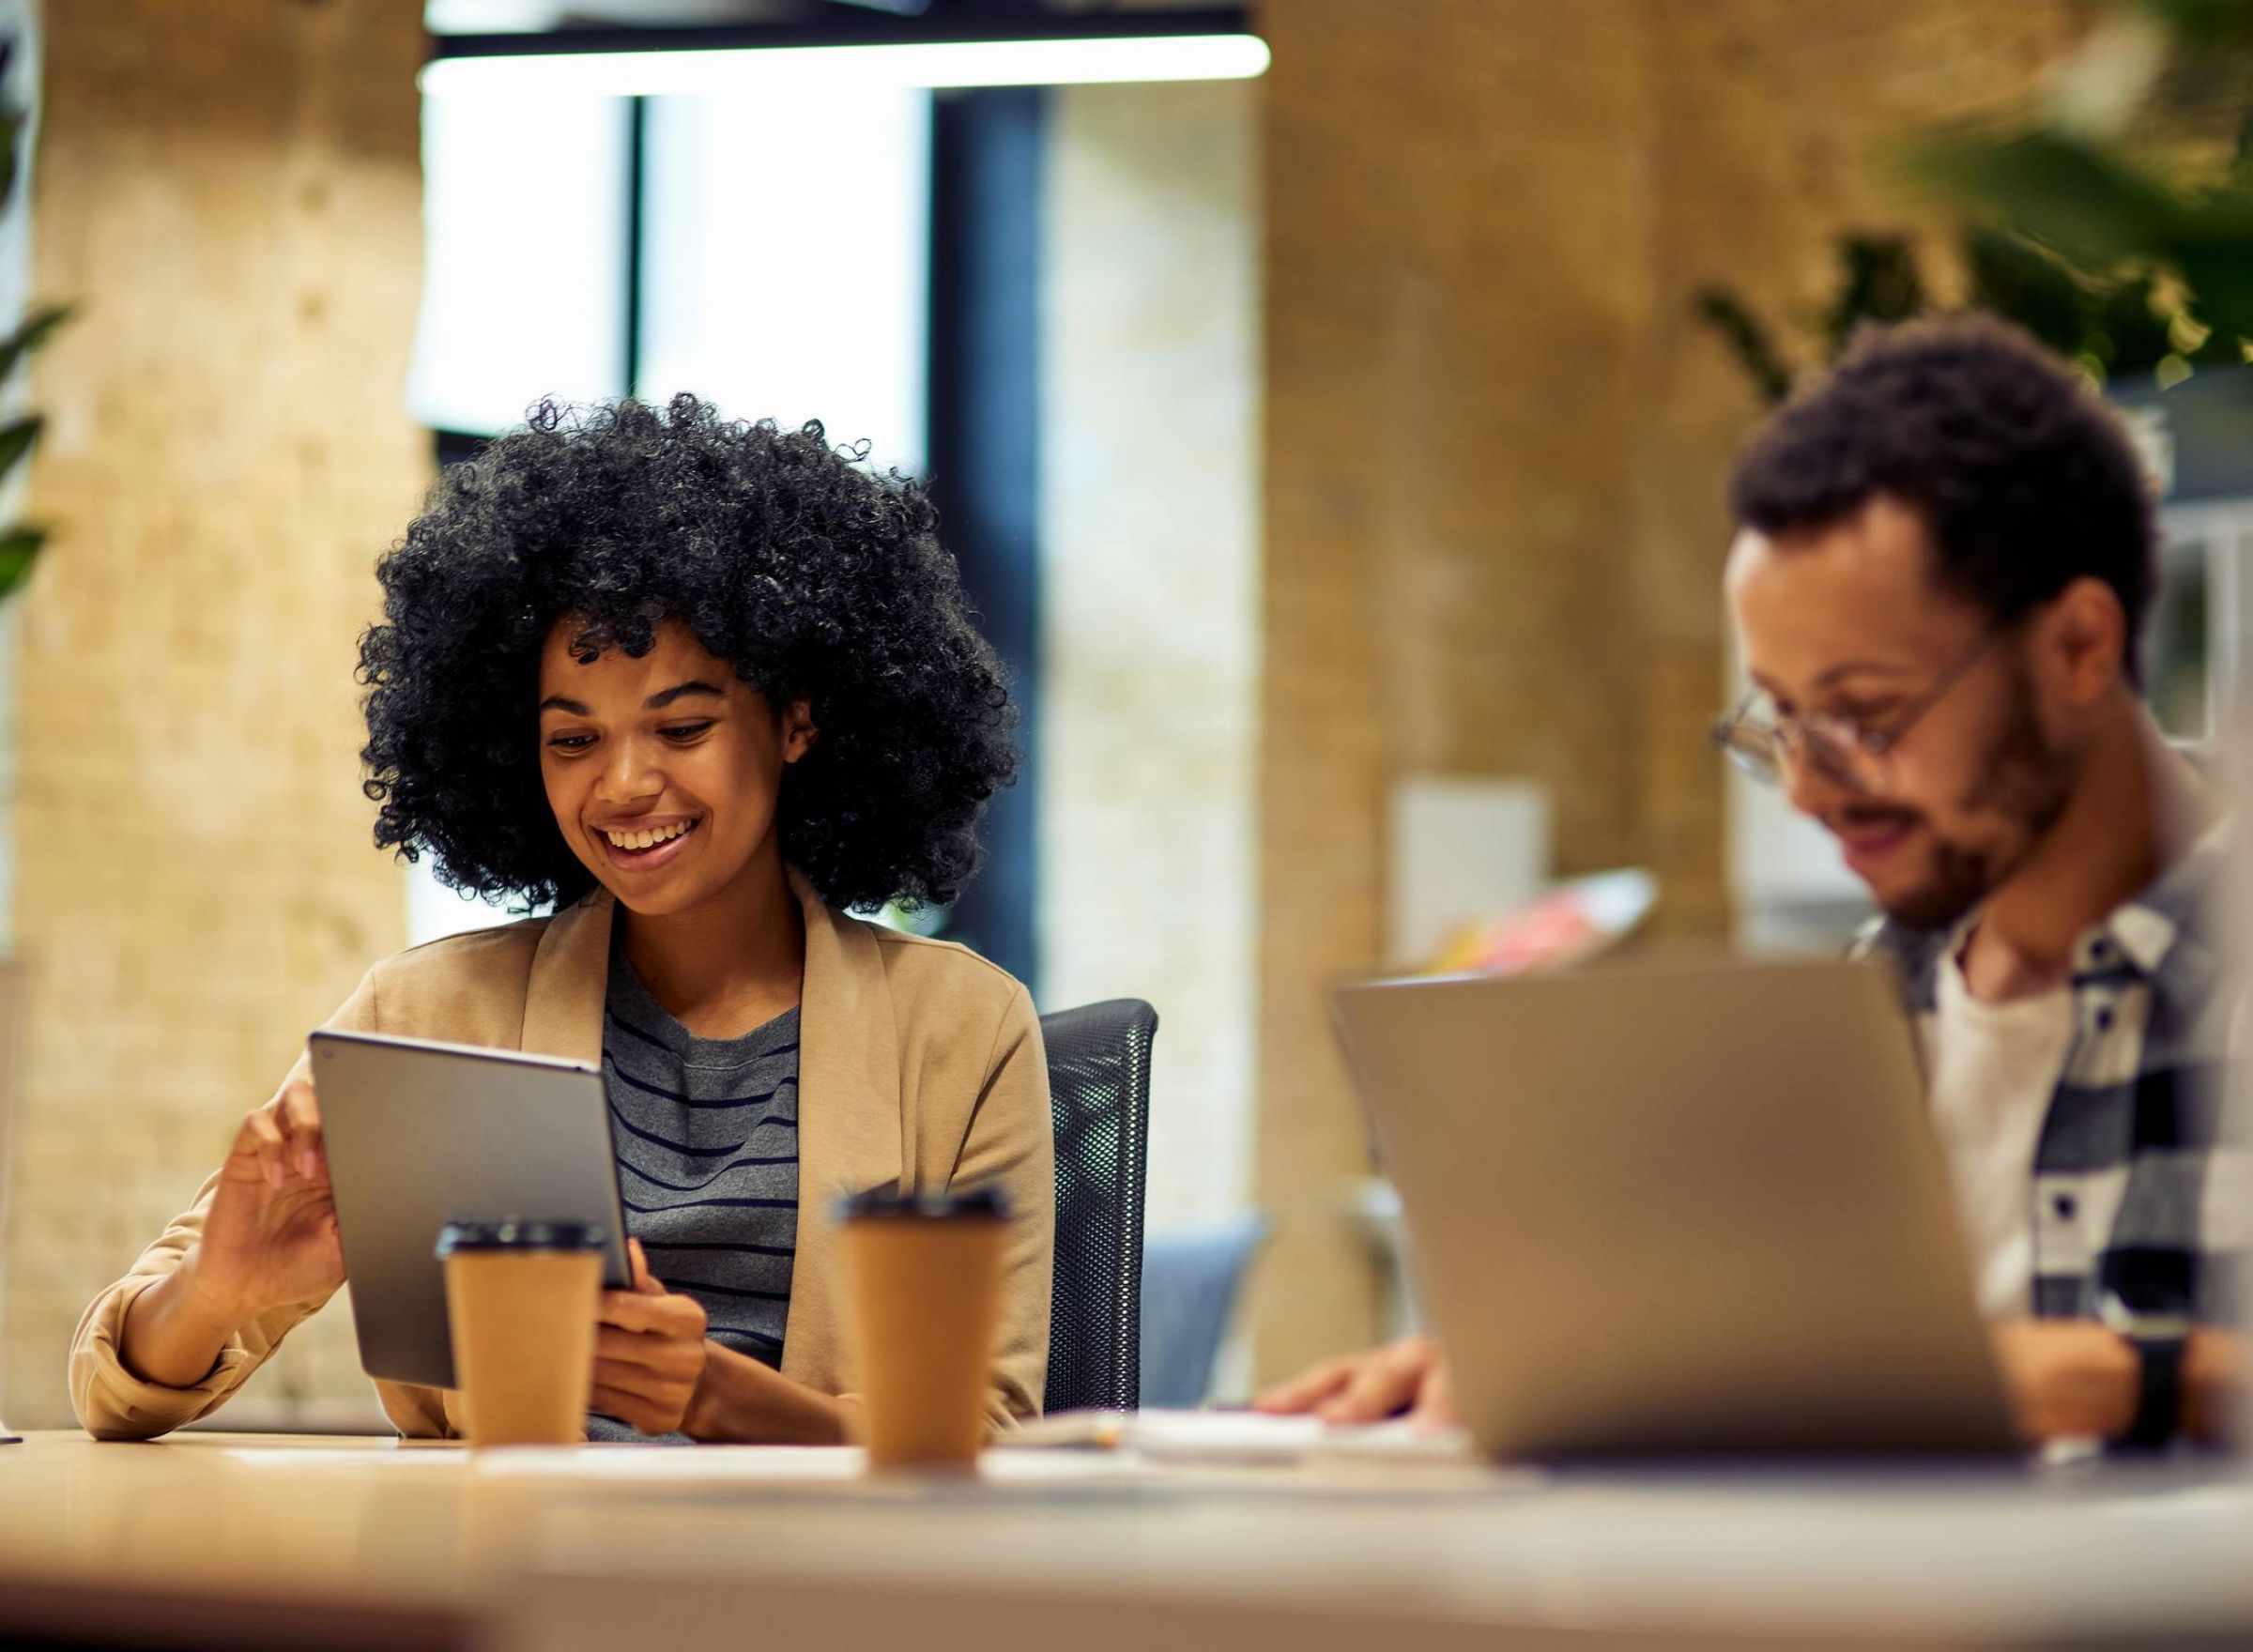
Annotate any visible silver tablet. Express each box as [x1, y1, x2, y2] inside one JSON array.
[[309, 1028, 632, 1390]]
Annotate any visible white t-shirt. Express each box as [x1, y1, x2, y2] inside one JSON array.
[[1921, 946, 2074, 1319]]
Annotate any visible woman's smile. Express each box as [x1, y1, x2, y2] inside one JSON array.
[[595, 814, 703, 872]]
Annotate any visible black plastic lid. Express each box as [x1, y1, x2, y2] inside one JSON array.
[[435, 1218, 606, 1257], [836, 1185, 1011, 1223]]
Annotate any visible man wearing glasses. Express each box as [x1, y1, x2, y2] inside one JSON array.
[[1260, 315, 2244, 1448]]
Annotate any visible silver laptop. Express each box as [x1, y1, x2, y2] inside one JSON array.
[[310, 1029, 634, 1390], [1333, 958, 2016, 1459]]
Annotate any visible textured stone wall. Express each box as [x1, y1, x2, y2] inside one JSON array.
[[1039, 80, 1262, 1235], [4, 0, 424, 1428], [1250, 0, 2083, 1379]]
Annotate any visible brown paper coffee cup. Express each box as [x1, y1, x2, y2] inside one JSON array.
[[840, 1187, 1009, 1472], [437, 1219, 605, 1447]]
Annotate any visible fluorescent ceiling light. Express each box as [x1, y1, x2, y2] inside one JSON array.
[[419, 34, 1270, 98]]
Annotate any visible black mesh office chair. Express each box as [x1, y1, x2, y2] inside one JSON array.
[[1040, 998, 1157, 1415]]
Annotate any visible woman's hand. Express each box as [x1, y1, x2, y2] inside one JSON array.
[[1251, 1335, 1457, 1428], [120, 1075, 345, 1388], [592, 1238, 711, 1436], [191, 1075, 346, 1321]]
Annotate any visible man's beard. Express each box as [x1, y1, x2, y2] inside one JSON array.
[[1868, 666, 2080, 933]]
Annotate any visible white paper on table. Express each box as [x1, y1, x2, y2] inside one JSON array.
[[223, 1426, 1488, 1483], [221, 1444, 863, 1480], [474, 1445, 864, 1480], [1308, 1419, 1482, 1462], [472, 1446, 1150, 1485], [1001, 1409, 1499, 1470], [1002, 1409, 1326, 1462], [224, 1446, 467, 1468], [218, 1442, 1154, 1483]]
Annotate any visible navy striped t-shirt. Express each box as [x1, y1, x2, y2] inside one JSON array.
[[589, 946, 799, 1443]]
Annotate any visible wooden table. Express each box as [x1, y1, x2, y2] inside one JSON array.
[[0, 1432, 492, 1650], [6, 1430, 2253, 1651]]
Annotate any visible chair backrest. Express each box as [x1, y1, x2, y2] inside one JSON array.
[[1040, 997, 1157, 1415], [1139, 1215, 1266, 1410]]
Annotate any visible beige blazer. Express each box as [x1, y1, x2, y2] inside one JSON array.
[[69, 873, 1054, 1441]]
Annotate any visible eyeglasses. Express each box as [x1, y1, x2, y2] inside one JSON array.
[[1712, 629, 2006, 792]]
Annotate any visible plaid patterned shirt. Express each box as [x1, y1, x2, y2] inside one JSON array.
[[1860, 824, 2244, 1326]]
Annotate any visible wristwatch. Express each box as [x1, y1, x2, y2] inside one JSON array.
[[2098, 1293, 2194, 1450]]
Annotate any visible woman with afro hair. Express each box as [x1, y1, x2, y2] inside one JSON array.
[[71, 396, 1053, 1444]]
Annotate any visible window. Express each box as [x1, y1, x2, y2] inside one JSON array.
[[636, 87, 929, 472], [410, 88, 633, 434]]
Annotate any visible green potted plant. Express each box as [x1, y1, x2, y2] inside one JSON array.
[[1696, 0, 2253, 405], [0, 27, 69, 1446], [0, 46, 65, 600]]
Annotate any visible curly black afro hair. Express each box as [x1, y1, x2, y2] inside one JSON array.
[[1729, 313, 2158, 682], [359, 395, 1017, 913]]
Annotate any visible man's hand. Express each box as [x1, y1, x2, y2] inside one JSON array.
[[592, 1238, 712, 1436], [1251, 1336, 1457, 1428], [2184, 1327, 2244, 1446], [1990, 1319, 2138, 1443]]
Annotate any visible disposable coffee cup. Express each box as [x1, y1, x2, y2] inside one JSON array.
[[435, 1218, 605, 1447], [839, 1185, 1009, 1472]]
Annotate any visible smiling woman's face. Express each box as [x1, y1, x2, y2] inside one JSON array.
[[536, 616, 815, 919]]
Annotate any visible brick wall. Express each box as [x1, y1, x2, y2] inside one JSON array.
[[1250, 0, 2083, 1379], [3, 0, 424, 1428]]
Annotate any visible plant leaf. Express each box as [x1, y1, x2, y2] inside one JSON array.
[[0, 527, 43, 603], [0, 303, 68, 385], [0, 106, 24, 218], [2169, 220, 2253, 344], [2128, 0, 2253, 51], [1823, 235, 1926, 356], [0, 414, 40, 484], [1900, 129, 2184, 268], [1694, 288, 1794, 405], [1961, 228, 2092, 361]]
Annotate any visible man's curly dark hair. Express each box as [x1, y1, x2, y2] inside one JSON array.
[[1728, 314, 2158, 683], [359, 395, 1017, 914]]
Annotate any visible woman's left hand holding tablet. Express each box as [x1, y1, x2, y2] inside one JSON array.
[[592, 1237, 711, 1435]]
